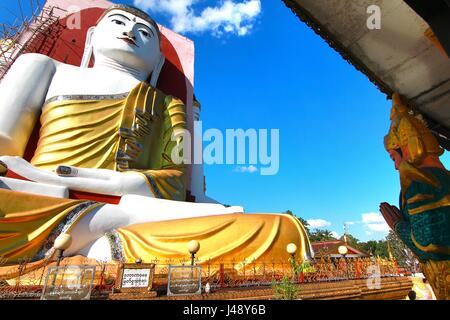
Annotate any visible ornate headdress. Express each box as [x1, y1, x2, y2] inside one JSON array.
[[391, 93, 409, 118], [384, 128, 400, 152]]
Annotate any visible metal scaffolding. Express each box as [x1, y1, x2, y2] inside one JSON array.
[[0, 0, 64, 80]]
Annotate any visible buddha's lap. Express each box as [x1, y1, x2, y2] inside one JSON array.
[[0, 188, 310, 263]]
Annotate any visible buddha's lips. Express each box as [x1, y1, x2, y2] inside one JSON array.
[[118, 37, 138, 47]]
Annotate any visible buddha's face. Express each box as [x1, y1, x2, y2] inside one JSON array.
[[92, 9, 161, 75]]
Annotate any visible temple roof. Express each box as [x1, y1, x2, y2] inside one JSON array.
[[311, 240, 369, 258], [283, 0, 450, 150]]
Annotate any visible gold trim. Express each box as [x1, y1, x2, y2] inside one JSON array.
[[125, 171, 157, 197], [406, 193, 435, 204], [65, 202, 104, 233], [0, 161, 7, 176], [408, 194, 450, 215], [411, 232, 450, 255], [420, 260, 450, 300]]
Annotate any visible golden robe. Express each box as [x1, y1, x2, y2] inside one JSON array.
[[31, 82, 187, 200], [0, 82, 311, 271]]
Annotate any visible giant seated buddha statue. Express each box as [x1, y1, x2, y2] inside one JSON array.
[[0, 5, 311, 272]]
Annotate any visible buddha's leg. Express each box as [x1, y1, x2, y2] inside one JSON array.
[[79, 213, 312, 264], [68, 196, 244, 257], [78, 236, 113, 262], [65, 204, 127, 257]]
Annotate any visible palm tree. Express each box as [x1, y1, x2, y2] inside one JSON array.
[[309, 229, 337, 242]]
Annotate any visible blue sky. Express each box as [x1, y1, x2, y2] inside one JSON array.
[[2, 0, 448, 242], [128, 0, 449, 242]]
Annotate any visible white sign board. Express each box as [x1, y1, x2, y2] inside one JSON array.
[[41, 265, 96, 300], [121, 268, 151, 288]]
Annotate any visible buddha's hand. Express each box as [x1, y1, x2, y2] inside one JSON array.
[[379, 202, 402, 229], [0, 156, 153, 197]]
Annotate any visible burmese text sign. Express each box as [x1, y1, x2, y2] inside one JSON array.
[[167, 265, 202, 296], [40, 265, 96, 300]]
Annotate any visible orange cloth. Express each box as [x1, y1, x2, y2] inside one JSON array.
[[109, 213, 311, 265], [0, 188, 100, 263]]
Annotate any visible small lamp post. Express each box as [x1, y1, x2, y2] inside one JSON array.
[[338, 245, 348, 258], [188, 240, 200, 266], [51, 233, 72, 288], [338, 245, 349, 279], [286, 243, 297, 261], [286, 243, 297, 278], [54, 233, 72, 267]]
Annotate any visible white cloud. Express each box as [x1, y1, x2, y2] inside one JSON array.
[[361, 212, 385, 224], [330, 231, 339, 239], [367, 223, 391, 232], [359, 212, 391, 235], [235, 165, 258, 173], [307, 219, 331, 229], [133, 0, 262, 37]]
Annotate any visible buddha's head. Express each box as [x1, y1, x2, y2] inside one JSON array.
[[91, 5, 162, 77]]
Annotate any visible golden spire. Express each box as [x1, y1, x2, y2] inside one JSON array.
[[343, 222, 348, 244], [387, 241, 394, 261]]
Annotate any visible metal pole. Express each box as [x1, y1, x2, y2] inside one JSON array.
[[51, 249, 64, 287]]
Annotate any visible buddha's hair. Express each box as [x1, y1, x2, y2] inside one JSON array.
[[97, 4, 162, 42]]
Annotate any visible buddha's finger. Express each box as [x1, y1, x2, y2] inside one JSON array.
[[56, 165, 113, 180]]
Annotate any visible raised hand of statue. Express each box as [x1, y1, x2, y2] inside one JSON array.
[[379, 202, 402, 229], [0, 156, 153, 197]]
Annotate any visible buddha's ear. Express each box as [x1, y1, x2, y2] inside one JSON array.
[[80, 27, 96, 68], [149, 53, 165, 88]]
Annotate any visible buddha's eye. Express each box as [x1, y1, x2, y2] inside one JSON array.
[[140, 30, 150, 37], [112, 19, 125, 26]]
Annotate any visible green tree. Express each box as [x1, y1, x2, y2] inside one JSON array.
[[309, 229, 336, 242], [340, 234, 362, 250], [385, 230, 418, 270], [272, 276, 299, 300], [361, 240, 378, 255], [374, 240, 389, 258], [359, 240, 389, 258]]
